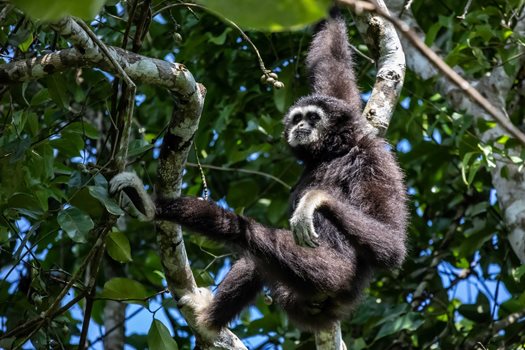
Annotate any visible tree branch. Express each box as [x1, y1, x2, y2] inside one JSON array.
[[0, 14, 247, 348], [315, 0, 406, 348], [349, 0, 406, 136], [0, 46, 194, 91], [386, 0, 525, 264], [154, 79, 247, 349], [338, 0, 525, 147]]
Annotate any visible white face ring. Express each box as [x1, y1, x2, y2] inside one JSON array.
[[286, 105, 327, 147]]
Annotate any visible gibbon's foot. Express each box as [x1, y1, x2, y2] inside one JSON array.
[[290, 190, 330, 248], [178, 287, 220, 338], [109, 172, 155, 221]]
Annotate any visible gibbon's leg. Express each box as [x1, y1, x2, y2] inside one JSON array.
[[156, 196, 355, 292], [291, 190, 406, 268], [198, 257, 263, 329]]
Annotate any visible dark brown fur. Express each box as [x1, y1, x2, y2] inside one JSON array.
[[156, 13, 408, 331]]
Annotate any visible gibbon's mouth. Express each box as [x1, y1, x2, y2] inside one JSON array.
[[290, 128, 316, 146], [294, 128, 311, 137]]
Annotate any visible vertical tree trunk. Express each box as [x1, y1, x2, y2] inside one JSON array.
[[103, 259, 127, 350]]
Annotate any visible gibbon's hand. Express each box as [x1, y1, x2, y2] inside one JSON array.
[[290, 209, 318, 248], [109, 172, 156, 221], [290, 190, 330, 248]]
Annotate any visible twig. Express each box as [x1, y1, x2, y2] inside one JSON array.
[[78, 295, 95, 350], [93, 288, 169, 302], [87, 306, 143, 348], [337, 0, 525, 147], [74, 19, 136, 171], [0, 4, 13, 23], [193, 144, 209, 200], [78, 245, 106, 350], [398, 0, 414, 18], [185, 162, 291, 190], [349, 42, 375, 63], [153, 3, 274, 79], [2, 221, 114, 347], [457, 0, 473, 20]]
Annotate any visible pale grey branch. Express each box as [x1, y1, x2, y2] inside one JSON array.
[[386, 0, 525, 263], [349, 0, 406, 136]]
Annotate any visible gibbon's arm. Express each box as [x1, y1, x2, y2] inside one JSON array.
[[290, 190, 406, 267], [306, 10, 362, 110], [154, 196, 248, 243], [109, 172, 259, 243]]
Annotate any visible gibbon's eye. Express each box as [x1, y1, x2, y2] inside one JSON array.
[[292, 114, 302, 125], [306, 112, 320, 123]]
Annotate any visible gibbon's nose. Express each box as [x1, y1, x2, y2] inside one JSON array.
[[297, 121, 307, 129]]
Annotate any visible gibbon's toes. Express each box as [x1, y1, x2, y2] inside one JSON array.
[[195, 308, 222, 333], [178, 287, 213, 315], [178, 288, 219, 337]]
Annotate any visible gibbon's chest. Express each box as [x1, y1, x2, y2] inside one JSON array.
[[290, 150, 370, 211]]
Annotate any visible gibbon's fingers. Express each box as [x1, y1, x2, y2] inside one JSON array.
[[305, 218, 320, 247], [292, 226, 305, 246], [109, 174, 128, 195], [109, 172, 155, 220], [292, 221, 319, 248], [303, 223, 320, 248]]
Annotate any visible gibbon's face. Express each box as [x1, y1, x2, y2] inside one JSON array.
[[284, 104, 328, 147]]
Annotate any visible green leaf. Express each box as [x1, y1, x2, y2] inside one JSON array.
[[0, 338, 15, 349], [69, 187, 104, 218], [147, 320, 178, 350], [106, 231, 132, 263], [34, 188, 50, 212], [196, 0, 331, 31], [513, 265, 525, 282], [45, 75, 69, 109], [99, 278, 149, 305], [460, 152, 474, 185], [509, 155, 523, 164], [25, 111, 39, 136], [228, 178, 260, 207], [374, 312, 423, 340], [0, 226, 8, 244], [12, 0, 106, 20], [30, 88, 51, 106], [207, 27, 232, 45], [457, 292, 491, 322], [5, 136, 31, 163], [126, 139, 155, 158], [349, 338, 367, 350], [273, 65, 297, 113], [12, 110, 27, 131], [63, 121, 101, 140], [88, 186, 124, 215], [50, 134, 84, 157], [57, 207, 94, 243], [17, 33, 33, 52]]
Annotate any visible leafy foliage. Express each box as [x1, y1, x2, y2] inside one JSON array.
[[196, 0, 331, 31], [10, 0, 106, 20], [1, 0, 525, 349]]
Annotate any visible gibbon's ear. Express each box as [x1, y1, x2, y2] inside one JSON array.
[[306, 11, 362, 110]]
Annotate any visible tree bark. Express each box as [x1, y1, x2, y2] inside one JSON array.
[[316, 1, 406, 348], [350, 0, 406, 136], [0, 16, 247, 349], [387, 0, 525, 263], [103, 259, 126, 350]]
